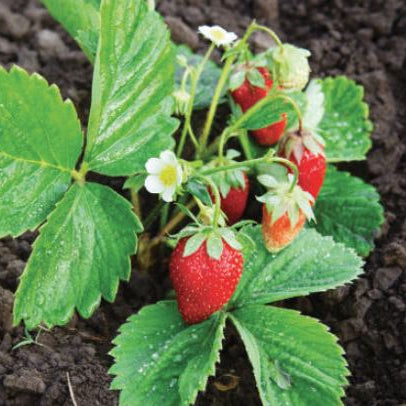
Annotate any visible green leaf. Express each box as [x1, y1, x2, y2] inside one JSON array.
[[110, 301, 226, 406], [230, 225, 363, 307], [41, 0, 100, 61], [231, 305, 348, 405], [176, 45, 225, 110], [123, 174, 147, 191], [184, 179, 212, 206], [84, 0, 179, 176], [313, 166, 384, 257], [242, 91, 306, 131], [13, 182, 142, 329], [315, 77, 373, 162], [0, 66, 82, 238]]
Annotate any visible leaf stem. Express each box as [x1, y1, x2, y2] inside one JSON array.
[[177, 43, 216, 157], [151, 200, 196, 245]]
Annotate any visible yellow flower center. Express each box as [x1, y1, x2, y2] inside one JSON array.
[[159, 165, 177, 187], [211, 28, 226, 42]]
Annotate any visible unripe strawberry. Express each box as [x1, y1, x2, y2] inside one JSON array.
[[170, 236, 243, 324], [230, 66, 287, 146], [270, 44, 311, 91]]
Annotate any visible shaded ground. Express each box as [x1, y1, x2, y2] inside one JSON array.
[[0, 0, 405, 404]]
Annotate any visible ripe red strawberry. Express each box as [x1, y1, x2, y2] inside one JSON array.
[[279, 130, 326, 200], [209, 173, 249, 225], [262, 205, 306, 253], [257, 170, 314, 253], [231, 67, 287, 146], [170, 237, 243, 324]]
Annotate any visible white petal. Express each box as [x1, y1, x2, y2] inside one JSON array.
[[176, 164, 183, 186], [145, 175, 165, 194], [146, 158, 165, 174], [220, 32, 237, 45], [198, 25, 212, 39], [162, 186, 176, 202], [160, 150, 177, 164]]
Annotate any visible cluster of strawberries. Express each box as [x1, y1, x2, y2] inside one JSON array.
[[170, 64, 326, 325]]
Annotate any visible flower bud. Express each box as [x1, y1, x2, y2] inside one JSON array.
[[173, 89, 191, 116]]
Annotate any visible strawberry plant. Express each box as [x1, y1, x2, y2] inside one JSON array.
[[0, 0, 385, 404]]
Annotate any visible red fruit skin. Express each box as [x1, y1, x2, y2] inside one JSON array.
[[262, 205, 306, 253], [231, 67, 287, 146], [209, 174, 250, 225], [251, 113, 287, 146], [281, 147, 327, 200], [169, 238, 244, 324]]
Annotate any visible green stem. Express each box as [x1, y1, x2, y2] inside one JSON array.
[[195, 174, 221, 229], [151, 200, 196, 246], [238, 131, 253, 160], [159, 204, 170, 231], [271, 157, 299, 192], [197, 22, 258, 156], [177, 43, 215, 157], [144, 201, 164, 229], [252, 23, 283, 47], [130, 189, 142, 219], [198, 56, 235, 155], [274, 94, 304, 132], [187, 122, 200, 150], [218, 129, 232, 162], [201, 155, 299, 192], [206, 178, 221, 229], [201, 158, 265, 176]]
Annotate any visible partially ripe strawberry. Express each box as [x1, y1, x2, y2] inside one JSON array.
[[170, 234, 243, 324], [262, 205, 306, 253], [279, 130, 326, 200], [230, 66, 287, 146], [257, 171, 314, 253]]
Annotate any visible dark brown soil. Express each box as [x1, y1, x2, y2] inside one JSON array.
[[1, 0, 405, 405]]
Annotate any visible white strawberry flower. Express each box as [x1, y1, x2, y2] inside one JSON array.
[[145, 151, 183, 202], [198, 25, 237, 47]]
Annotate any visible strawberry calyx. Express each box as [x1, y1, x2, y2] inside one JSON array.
[[279, 129, 325, 164], [229, 62, 270, 91], [206, 149, 248, 198], [174, 224, 243, 260], [257, 171, 315, 228]]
